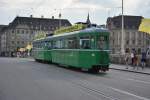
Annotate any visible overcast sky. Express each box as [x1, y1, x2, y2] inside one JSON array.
[[0, 0, 150, 25]]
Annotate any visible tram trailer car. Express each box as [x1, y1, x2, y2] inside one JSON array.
[[32, 27, 110, 73]]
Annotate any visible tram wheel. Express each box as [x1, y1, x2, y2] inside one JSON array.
[[88, 68, 99, 73]]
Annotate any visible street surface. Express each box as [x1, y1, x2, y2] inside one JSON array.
[[0, 57, 150, 100]]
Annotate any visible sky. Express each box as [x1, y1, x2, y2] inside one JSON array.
[[0, 0, 150, 25]]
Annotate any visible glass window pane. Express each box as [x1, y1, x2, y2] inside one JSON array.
[[97, 36, 106, 50], [80, 38, 90, 49]]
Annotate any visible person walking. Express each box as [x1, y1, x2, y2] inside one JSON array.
[[125, 52, 130, 69]]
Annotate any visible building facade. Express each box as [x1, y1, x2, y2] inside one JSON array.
[[0, 16, 71, 56], [107, 15, 150, 54], [0, 25, 8, 56]]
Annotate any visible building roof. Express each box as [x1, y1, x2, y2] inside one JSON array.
[[0, 25, 8, 33], [107, 15, 143, 29], [6, 16, 72, 31]]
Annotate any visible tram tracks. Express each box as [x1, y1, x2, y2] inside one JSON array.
[[70, 80, 119, 100], [58, 68, 149, 100], [32, 63, 150, 100], [47, 66, 120, 100]]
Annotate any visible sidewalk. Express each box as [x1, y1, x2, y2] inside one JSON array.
[[110, 64, 150, 75]]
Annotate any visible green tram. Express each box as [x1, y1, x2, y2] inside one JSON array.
[[32, 27, 110, 73]]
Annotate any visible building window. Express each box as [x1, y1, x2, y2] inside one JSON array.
[[138, 40, 141, 45], [12, 30, 14, 33], [138, 32, 141, 38], [126, 40, 129, 45], [132, 26, 136, 29], [17, 30, 20, 34], [132, 32, 135, 38], [43, 27, 46, 30], [132, 40, 135, 45], [126, 32, 129, 38], [146, 40, 150, 45], [17, 41, 20, 44], [31, 31, 34, 34], [51, 27, 54, 30], [112, 48, 115, 54], [31, 26, 33, 29], [26, 30, 28, 34], [12, 41, 14, 44], [138, 48, 141, 54], [36, 26, 38, 30], [22, 41, 24, 44], [125, 48, 130, 53], [22, 30, 24, 34], [113, 40, 115, 45], [112, 32, 115, 36]]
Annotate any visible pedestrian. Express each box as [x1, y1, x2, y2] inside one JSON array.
[[141, 51, 147, 70], [17, 51, 20, 58], [125, 52, 130, 69], [133, 53, 139, 70], [131, 52, 134, 65]]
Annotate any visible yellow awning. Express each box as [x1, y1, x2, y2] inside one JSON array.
[[139, 18, 150, 34], [19, 48, 26, 52], [26, 44, 33, 50]]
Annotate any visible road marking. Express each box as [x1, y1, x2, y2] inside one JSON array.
[[109, 86, 150, 100], [127, 78, 150, 85]]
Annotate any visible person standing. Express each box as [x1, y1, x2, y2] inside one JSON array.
[[133, 53, 140, 70], [141, 51, 147, 70], [131, 52, 134, 66]]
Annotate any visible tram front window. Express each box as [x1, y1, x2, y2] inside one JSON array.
[[97, 36, 106, 50]]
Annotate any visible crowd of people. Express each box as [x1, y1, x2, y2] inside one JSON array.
[[125, 50, 148, 70], [16, 51, 30, 58]]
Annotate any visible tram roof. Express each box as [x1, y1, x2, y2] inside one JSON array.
[[79, 27, 108, 33], [34, 27, 109, 42], [47, 27, 109, 39]]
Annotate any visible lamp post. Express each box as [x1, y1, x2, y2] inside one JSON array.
[[121, 0, 125, 55], [59, 13, 61, 29], [53, 9, 62, 29]]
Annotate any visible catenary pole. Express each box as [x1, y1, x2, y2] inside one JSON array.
[[121, 0, 125, 54]]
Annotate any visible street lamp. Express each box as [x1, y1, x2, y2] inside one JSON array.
[[59, 13, 62, 29], [54, 9, 62, 29], [121, 0, 125, 54]]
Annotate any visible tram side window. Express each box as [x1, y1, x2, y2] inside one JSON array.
[[97, 36, 106, 50], [53, 40, 63, 49], [44, 41, 47, 48], [48, 41, 52, 49], [68, 40, 73, 49], [64, 40, 68, 49], [33, 43, 36, 48], [40, 42, 42, 48], [38, 42, 40, 48], [33, 43, 35, 49], [67, 38, 78, 49], [54, 41, 60, 48], [53, 41, 56, 48], [35, 42, 37, 48], [80, 38, 91, 49], [41, 41, 45, 48], [41, 42, 45, 48]]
